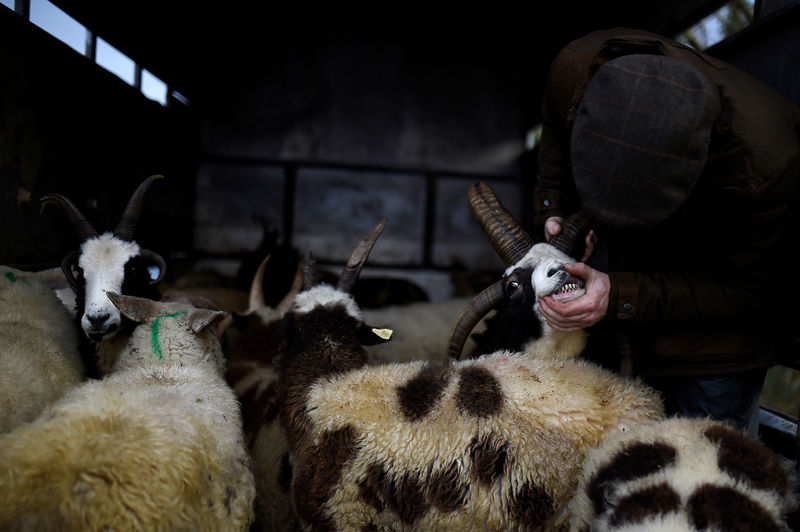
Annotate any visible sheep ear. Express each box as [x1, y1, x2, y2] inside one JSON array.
[[358, 323, 393, 346], [188, 309, 229, 334], [107, 291, 158, 323]]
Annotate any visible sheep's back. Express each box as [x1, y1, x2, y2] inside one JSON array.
[[0, 370, 255, 531], [564, 416, 800, 531], [0, 267, 84, 433], [294, 352, 663, 530]]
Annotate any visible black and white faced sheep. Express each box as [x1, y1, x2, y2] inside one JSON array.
[[274, 219, 664, 531], [449, 182, 594, 362], [563, 416, 800, 532], [225, 258, 489, 530], [40, 174, 167, 378], [0, 292, 255, 531], [0, 265, 85, 433]]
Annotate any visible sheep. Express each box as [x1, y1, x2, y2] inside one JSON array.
[[272, 219, 663, 531], [0, 265, 85, 433], [0, 291, 256, 531], [562, 416, 800, 531], [449, 184, 800, 530], [236, 254, 485, 366], [40, 174, 167, 379], [448, 181, 595, 363], [225, 252, 490, 530]]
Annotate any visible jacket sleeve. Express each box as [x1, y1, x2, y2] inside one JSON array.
[[533, 49, 585, 228], [606, 160, 800, 325]]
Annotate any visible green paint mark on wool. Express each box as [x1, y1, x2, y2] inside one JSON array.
[[4, 271, 30, 286], [150, 311, 188, 360]]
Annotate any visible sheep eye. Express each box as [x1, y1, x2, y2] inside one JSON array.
[[509, 281, 520, 291]]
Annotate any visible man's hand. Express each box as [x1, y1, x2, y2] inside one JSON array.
[[538, 262, 610, 331], [544, 216, 597, 263], [544, 216, 564, 242]]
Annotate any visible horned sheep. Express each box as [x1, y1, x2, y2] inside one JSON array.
[[563, 416, 800, 531], [0, 265, 85, 433], [456, 183, 800, 531], [0, 292, 255, 531], [270, 219, 663, 530], [447, 182, 595, 363], [224, 254, 488, 530], [40, 174, 168, 378]]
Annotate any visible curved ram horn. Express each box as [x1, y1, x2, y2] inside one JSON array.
[[139, 249, 167, 284], [276, 259, 303, 315], [114, 174, 164, 241], [60, 249, 83, 292], [468, 182, 534, 267], [248, 254, 271, 313], [40, 194, 98, 241], [547, 211, 594, 258], [448, 280, 505, 360], [337, 219, 388, 293]]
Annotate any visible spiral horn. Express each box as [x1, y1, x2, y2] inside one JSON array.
[[468, 182, 534, 267]]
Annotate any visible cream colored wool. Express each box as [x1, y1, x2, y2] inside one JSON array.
[[0, 294, 255, 531], [232, 298, 489, 530], [563, 416, 800, 531], [0, 266, 85, 433], [303, 349, 664, 531], [251, 412, 296, 531], [229, 296, 483, 529]]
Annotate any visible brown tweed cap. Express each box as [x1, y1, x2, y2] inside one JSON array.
[[571, 54, 719, 228]]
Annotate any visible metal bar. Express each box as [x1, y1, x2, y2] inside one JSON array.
[[282, 163, 297, 249], [201, 154, 522, 184], [134, 64, 143, 91], [14, 0, 29, 19], [85, 30, 96, 62], [422, 173, 437, 268]]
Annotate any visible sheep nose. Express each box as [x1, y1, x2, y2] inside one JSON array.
[[87, 313, 110, 326], [547, 266, 561, 278]]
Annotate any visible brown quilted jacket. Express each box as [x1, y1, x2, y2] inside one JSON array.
[[534, 28, 800, 376]]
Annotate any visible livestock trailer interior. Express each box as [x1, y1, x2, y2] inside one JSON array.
[[2, 0, 800, 466]]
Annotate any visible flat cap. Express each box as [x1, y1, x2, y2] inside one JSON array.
[[571, 54, 719, 228]]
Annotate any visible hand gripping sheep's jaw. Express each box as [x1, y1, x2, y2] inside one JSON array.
[[450, 182, 595, 360]]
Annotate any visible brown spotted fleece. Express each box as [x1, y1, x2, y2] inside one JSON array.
[[566, 416, 800, 531], [275, 299, 664, 531]]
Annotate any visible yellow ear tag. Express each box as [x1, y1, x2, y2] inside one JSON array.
[[372, 328, 393, 340]]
